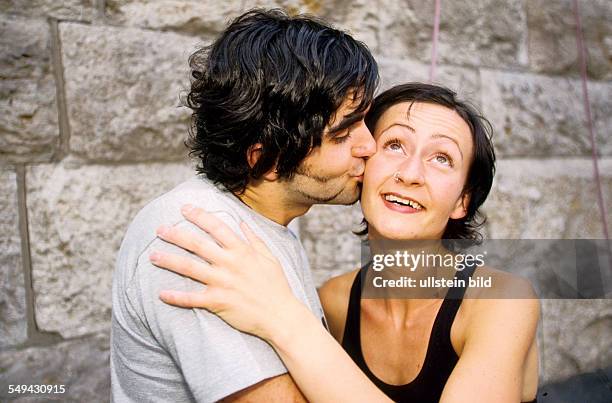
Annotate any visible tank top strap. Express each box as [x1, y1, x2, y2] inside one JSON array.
[[341, 264, 367, 353], [431, 261, 477, 346]]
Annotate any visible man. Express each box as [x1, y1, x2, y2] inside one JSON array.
[[110, 9, 378, 402]]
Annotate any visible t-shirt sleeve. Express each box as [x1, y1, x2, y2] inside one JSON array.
[[127, 213, 287, 402]]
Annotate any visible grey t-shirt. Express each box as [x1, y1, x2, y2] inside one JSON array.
[[111, 177, 324, 402]]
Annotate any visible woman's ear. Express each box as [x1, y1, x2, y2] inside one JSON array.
[[247, 144, 278, 180], [450, 193, 470, 220]]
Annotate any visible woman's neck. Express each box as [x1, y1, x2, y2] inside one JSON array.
[[364, 236, 460, 302]]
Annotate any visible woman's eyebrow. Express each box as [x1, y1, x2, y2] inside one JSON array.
[[430, 133, 463, 159], [378, 122, 414, 137], [380, 124, 464, 160]]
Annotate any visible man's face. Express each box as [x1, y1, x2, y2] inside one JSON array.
[[285, 95, 376, 206]]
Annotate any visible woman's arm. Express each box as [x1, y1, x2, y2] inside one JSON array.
[[151, 205, 391, 403], [266, 299, 390, 403], [439, 276, 540, 403]]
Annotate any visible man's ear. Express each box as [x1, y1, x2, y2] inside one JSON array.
[[247, 143, 278, 181], [450, 193, 470, 220]]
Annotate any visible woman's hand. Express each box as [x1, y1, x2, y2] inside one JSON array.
[[149, 204, 303, 341], [151, 205, 391, 403]]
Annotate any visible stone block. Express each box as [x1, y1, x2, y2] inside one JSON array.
[[60, 23, 202, 162], [105, 0, 244, 34], [0, 15, 59, 163], [539, 299, 612, 383], [337, 0, 526, 68], [0, 168, 27, 348], [27, 162, 194, 338], [481, 70, 612, 157], [527, 0, 612, 80], [377, 58, 481, 105], [482, 159, 612, 239], [104, 0, 332, 34], [0, 332, 110, 402], [0, 0, 95, 21]]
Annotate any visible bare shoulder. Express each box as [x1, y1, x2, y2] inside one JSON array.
[[451, 267, 541, 400], [318, 269, 359, 343], [463, 266, 540, 332], [464, 265, 538, 299]]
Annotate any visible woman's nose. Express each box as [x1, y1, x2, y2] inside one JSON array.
[[396, 155, 425, 186]]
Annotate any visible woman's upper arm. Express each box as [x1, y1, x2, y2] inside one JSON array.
[[440, 280, 540, 403]]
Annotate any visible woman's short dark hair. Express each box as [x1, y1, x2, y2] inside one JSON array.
[[358, 83, 496, 242], [185, 9, 378, 193]]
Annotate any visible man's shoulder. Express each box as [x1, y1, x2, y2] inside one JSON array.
[[136, 176, 223, 218], [124, 177, 233, 246], [115, 177, 239, 287]]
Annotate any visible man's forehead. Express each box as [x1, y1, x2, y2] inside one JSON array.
[[327, 108, 368, 136], [342, 89, 367, 109], [336, 93, 370, 119], [325, 89, 370, 135]]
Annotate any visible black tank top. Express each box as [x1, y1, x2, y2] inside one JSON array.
[[341, 263, 538, 403]]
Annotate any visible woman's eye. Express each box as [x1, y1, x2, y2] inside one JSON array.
[[434, 153, 453, 166], [383, 138, 404, 153]]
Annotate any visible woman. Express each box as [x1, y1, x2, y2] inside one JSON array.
[[152, 83, 540, 403]]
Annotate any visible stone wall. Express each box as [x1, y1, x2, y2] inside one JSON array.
[[1, 0, 610, 401]]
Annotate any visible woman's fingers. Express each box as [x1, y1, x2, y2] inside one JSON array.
[[159, 290, 211, 309], [239, 221, 275, 260], [156, 224, 225, 264], [181, 205, 244, 249], [150, 250, 214, 284]]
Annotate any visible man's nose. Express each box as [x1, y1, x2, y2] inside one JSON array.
[[351, 124, 376, 158]]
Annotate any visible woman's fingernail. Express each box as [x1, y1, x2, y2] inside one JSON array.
[[159, 290, 174, 300], [156, 225, 170, 237], [181, 204, 195, 215], [150, 251, 161, 263]]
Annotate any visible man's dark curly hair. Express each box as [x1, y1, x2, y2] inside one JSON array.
[[185, 9, 378, 194], [358, 83, 496, 242]]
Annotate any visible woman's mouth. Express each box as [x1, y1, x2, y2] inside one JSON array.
[[381, 193, 425, 214]]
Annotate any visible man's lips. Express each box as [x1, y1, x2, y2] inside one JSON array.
[[350, 162, 365, 178], [350, 169, 365, 181]]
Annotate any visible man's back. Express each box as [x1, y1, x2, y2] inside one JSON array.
[[110, 177, 323, 402]]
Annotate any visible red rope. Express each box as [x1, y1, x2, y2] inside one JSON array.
[[573, 0, 612, 279], [429, 0, 441, 82], [572, 0, 610, 241]]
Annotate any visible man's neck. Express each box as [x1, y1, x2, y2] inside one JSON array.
[[235, 180, 310, 226]]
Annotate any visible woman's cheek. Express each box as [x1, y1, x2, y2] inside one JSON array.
[[362, 157, 387, 189], [433, 177, 465, 211]]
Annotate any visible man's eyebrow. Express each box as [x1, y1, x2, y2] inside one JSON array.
[[327, 111, 366, 136], [382, 123, 463, 159]]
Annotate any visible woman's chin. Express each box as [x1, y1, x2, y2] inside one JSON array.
[[368, 222, 422, 241], [367, 220, 447, 241]]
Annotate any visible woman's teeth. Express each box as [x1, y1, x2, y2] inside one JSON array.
[[384, 194, 423, 210]]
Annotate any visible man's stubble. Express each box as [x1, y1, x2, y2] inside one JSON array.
[[287, 164, 362, 205]]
